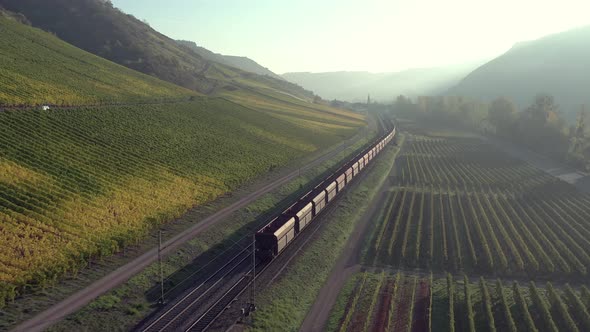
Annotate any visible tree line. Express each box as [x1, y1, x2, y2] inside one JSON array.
[[391, 94, 589, 171]]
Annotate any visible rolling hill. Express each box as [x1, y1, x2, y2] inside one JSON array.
[[283, 62, 481, 102], [0, 0, 312, 100], [447, 26, 590, 119], [176, 40, 284, 81], [0, 12, 195, 106], [0, 8, 365, 312]]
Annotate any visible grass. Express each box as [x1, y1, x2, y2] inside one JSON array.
[[249, 141, 402, 331], [22, 126, 375, 332], [0, 15, 195, 106]]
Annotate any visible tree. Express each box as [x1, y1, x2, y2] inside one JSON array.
[[488, 97, 517, 136], [392, 95, 415, 116], [570, 106, 587, 152], [517, 94, 568, 156]]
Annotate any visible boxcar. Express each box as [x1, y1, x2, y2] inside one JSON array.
[[345, 167, 353, 184], [336, 174, 346, 192], [295, 202, 313, 231], [352, 162, 359, 176], [312, 190, 327, 216], [325, 181, 337, 202]]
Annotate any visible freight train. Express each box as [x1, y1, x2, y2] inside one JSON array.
[[255, 122, 397, 260]]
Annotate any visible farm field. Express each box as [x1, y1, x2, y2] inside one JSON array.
[[328, 271, 590, 332], [0, 97, 364, 307], [365, 134, 590, 279]]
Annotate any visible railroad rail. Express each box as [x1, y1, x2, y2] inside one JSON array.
[[139, 246, 254, 332]]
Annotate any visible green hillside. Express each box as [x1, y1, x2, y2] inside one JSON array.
[[0, 0, 313, 101], [447, 26, 590, 118], [0, 14, 194, 106], [0, 98, 364, 307], [176, 40, 284, 81], [0, 11, 366, 308]]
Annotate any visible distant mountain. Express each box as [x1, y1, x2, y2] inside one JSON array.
[[177, 40, 283, 81], [447, 26, 590, 119], [283, 62, 482, 102], [0, 0, 312, 100]]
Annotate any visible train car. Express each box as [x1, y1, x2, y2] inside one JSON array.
[[358, 157, 365, 170], [311, 189, 327, 216], [325, 181, 337, 202], [294, 201, 313, 231], [345, 167, 353, 184], [336, 174, 346, 192], [352, 162, 359, 176], [364, 153, 370, 164], [255, 215, 296, 260]]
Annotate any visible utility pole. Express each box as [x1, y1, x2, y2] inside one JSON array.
[[243, 234, 257, 321], [252, 234, 256, 309], [158, 230, 164, 305]]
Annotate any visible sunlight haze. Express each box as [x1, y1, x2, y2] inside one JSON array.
[[112, 0, 590, 73]]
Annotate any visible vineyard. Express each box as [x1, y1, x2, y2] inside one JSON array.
[[0, 98, 364, 307], [0, 14, 194, 106], [366, 135, 590, 278], [328, 271, 590, 332]]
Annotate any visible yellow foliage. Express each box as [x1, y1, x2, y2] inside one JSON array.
[[0, 160, 49, 186], [239, 122, 317, 152], [0, 167, 226, 285]]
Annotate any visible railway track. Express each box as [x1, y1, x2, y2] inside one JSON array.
[[134, 112, 394, 332], [185, 261, 266, 332], [138, 246, 255, 332]]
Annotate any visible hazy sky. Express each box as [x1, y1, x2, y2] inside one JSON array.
[[112, 0, 590, 74]]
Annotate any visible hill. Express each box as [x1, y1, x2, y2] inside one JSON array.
[[447, 26, 590, 119], [283, 62, 481, 102], [176, 40, 284, 81], [0, 10, 366, 311], [0, 13, 194, 106], [0, 0, 312, 100]]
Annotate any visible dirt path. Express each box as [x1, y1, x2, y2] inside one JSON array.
[[13, 120, 376, 332], [298, 141, 402, 332]]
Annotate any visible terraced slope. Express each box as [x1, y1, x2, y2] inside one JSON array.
[[0, 98, 364, 307], [0, 10, 367, 307], [0, 14, 195, 106]]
